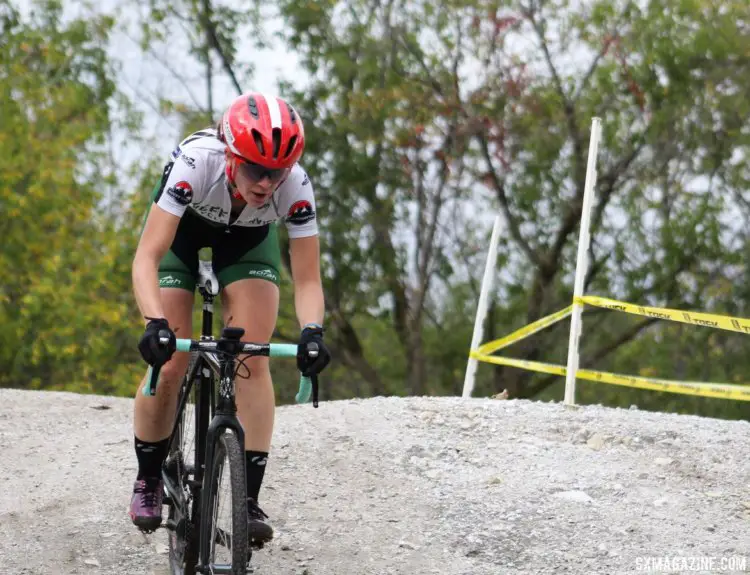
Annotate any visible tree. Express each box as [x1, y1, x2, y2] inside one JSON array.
[[471, 0, 750, 399], [274, 0, 504, 396], [0, 0, 145, 394], [273, 0, 750, 407]]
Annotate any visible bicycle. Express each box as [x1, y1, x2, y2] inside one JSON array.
[[143, 260, 320, 575]]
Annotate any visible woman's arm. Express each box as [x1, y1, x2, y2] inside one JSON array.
[[132, 205, 181, 320], [288, 234, 325, 328]]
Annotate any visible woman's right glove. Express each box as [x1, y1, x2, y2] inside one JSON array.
[[138, 317, 177, 366]]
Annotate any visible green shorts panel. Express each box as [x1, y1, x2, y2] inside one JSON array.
[[214, 224, 281, 287]]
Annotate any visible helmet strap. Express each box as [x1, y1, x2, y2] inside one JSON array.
[[226, 178, 243, 201], [224, 153, 245, 201]]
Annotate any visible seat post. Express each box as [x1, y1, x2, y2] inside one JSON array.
[[197, 258, 219, 339], [200, 289, 214, 338]]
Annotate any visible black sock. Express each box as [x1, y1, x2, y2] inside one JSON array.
[[135, 436, 170, 480], [245, 450, 268, 502]]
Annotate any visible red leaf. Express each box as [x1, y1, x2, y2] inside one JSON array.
[[493, 16, 519, 33]]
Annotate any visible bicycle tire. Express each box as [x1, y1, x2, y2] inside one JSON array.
[[167, 352, 201, 575], [202, 430, 248, 575]]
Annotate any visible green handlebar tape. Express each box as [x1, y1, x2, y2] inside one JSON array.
[[269, 343, 297, 356], [296, 376, 312, 404], [176, 339, 191, 352], [142, 366, 156, 396]]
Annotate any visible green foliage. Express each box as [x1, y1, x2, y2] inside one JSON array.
[[0, 0, 149, 395], [140, 0, 255, 67], [3, 0, 749, 423]]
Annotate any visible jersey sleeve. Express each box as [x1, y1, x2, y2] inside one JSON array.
[[281, 167, 319, 238], [154, 147, 209, 218]]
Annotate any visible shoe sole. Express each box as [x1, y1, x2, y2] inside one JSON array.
[[249, 533, 273, 549], [130, 511, 162, 533]]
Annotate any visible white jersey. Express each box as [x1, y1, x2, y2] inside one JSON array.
[[155, 128, 318, 238]]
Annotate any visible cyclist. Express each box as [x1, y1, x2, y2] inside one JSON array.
[[129, 92, 332, 546]]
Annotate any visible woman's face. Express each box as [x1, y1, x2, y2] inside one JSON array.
[[227, 151, 289, 207], [233, 164, 277, 207]]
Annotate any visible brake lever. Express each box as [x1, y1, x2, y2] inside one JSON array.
[[307, 343, 320, 407], [311, 374, 319, 407]]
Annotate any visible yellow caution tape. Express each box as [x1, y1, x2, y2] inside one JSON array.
[[470, 351, 566, 377], [577, 295, 750, 336], [477, 305, 573, 356], [471, 295, 750, 401], [470, 350, 750, 401]]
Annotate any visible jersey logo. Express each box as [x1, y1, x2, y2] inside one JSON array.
[[287, 200, 315, 225], [180, 151, 196, 169], [167, 180, 193, 206], [170, 145, 197, 169]]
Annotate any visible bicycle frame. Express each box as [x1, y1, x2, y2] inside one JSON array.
[[153, 272, 318, 573]]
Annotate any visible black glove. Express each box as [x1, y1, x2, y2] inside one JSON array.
[[297, 324, 331, 376], [138, 317, 177, 366]]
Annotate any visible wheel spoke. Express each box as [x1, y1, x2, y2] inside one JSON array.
[[204, 432, 249, 574]]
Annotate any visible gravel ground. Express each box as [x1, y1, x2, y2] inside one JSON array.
[[0, 388, 748, 575]]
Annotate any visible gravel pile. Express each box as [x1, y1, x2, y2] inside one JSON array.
[[0, 388, 748, 574]]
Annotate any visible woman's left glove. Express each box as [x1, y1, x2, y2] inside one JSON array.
[[296, 324, 331, 376]]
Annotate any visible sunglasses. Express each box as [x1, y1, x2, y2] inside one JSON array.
[[232, 154, 289, 184]]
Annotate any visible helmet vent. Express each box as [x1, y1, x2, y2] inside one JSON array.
[[272, 128, 282, 159], [247, 96, 259, 119], [284, 136, 298, 159], [284, 101, 297, 124], [252, 129, 265, 156]]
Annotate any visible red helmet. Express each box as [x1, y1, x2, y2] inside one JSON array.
[[221, 92, 305, 170]]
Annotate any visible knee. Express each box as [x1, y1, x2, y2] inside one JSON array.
[[239, 356, 270, 381]]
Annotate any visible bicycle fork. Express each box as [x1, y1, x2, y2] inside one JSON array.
[[196, 335, 248, 572]]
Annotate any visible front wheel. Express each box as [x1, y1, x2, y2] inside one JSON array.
[[202, 431, 249, 574]]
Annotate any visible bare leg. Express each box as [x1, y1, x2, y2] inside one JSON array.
[[221, 278, 279, 453], [130, 288, 194, 529]]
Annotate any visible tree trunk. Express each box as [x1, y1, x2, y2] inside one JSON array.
[[406, 323, 426, 395]]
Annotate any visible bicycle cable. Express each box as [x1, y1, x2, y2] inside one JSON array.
[[205, 349, 253, 380]]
